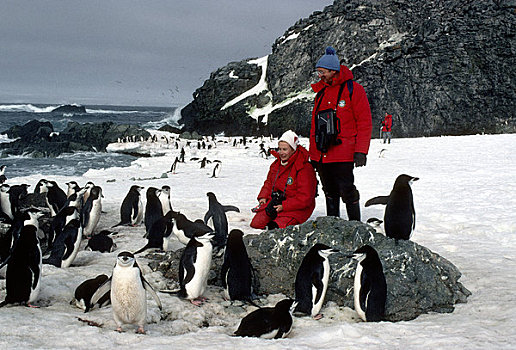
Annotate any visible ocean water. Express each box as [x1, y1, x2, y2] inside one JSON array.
[[0, 103, 181, 178]]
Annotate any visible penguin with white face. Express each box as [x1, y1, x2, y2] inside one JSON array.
[[43, 207, 82, 268], [349, 245, 387, 322], [0, 209, 43, 307], [90, 251, 162, 334], [82, 186, 102, 237], [365, 174, 419, 240], [158, 185, 172, 215], [82, 181, 95, 203], [294, 243, 338, 319], [40, 180, 67, 217], [112, 185, 144, 228], [170, 211, 213, 245], [234, 299, 297, 339], [65, 181, 80, 198], [178, 232, 214, 306]]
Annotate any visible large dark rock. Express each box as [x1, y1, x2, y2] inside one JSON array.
[[179, 0, 515, 137], [149, 217, 470, 322], [0, 120, 150, 157], [51, 104, 87, 114]]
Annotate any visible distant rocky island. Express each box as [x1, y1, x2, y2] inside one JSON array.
[[179, 0, 515, 137], [51, 104, 87, 114]]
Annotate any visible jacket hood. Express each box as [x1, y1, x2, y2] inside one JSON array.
[[271, 145, 310, 170], [311, 65, 354, 93]]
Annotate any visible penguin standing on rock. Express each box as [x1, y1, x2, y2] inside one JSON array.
[[178, 232, 214, 306], [221, 229, 254, 302], [234, 299, 297, 339], [365, 174, 419, 240], [90, 251, 162, 334], [144, 187, 162, 236], [203, 192, 239, 249], [112, 185, 144, 228], [0, 209, 43, 307], [294, 243, 338, 319], [349, 245, 387, 322]]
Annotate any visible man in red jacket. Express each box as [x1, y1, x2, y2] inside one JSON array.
[[310, 46, 372, 221], [382, 112, 393, 144], [250, 130, 317, 230]]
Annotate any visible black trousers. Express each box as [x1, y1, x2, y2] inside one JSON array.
[[312, 161, 359, 204]]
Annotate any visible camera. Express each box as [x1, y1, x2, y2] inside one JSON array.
[[265, 190, 286, 220]]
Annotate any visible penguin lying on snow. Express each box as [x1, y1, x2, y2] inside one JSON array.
[[294, 243, 338, 320], [365, 174, 419, 240], [73, 274, 111, 312], [349, 245, 387, 322], [234, 299, 297, 339], [85, 230, 117, 253], [170, 210, 213, 245], [91, 251, 162, 334]]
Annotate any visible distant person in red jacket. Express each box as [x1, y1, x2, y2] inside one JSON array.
[[310, 46, 372, 221], [250, 130, 317, 230], [381, 112, 393, 144]]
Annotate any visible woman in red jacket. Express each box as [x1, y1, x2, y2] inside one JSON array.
[[381, 112, 393, 144], [250, 130, 317, 230]]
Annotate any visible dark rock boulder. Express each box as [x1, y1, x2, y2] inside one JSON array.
[[149, 217, 470, 322], [51, 104, 87, 114], [179, 0, 515, 137], [158, 124, 182, 134]]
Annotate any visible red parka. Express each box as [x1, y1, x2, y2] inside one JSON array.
[[382, 114, 393, 132], [254, 145, 316, 226], [309, 65, 372, 163]]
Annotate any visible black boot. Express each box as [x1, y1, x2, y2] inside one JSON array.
[[267, 221, 279, 230], [325, 196, 340, 217], [346, 201, 361, 221]]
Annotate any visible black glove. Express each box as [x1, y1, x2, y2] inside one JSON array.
[[354, 152, 367, 167]]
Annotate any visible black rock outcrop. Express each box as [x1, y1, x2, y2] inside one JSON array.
[[1, 120, 150, 157], [179, 0, 516, 137], [149, 217, 471, 322]]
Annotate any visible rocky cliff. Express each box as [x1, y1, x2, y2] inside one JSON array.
[[179, 0, 516, 137]]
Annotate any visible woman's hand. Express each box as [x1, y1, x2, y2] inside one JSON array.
[[273, 204, 283, 213], [258, 198, 267, 206]]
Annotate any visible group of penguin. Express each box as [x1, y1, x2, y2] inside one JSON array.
[[0, 176, 105, 308], [0, 146, 420, 339]]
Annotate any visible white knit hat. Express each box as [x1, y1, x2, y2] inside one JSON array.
[[278, 130, 299, 151]]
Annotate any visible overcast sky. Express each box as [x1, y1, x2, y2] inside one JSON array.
[[0, 1, 332, 107]]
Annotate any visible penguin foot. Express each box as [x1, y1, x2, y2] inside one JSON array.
[[115, 327, 123, 333], [190, 297, 207, 306], [27, 303, 40, 308], [313, 313, 323, 320], [136, 326, 146, 334]]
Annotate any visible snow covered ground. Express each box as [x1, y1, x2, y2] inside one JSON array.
[[0, 133, 515, 349]]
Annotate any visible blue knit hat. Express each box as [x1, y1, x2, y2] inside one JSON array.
[[316, 46, 340, 71]]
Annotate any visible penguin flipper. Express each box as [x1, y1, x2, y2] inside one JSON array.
[[365, 196, 390, 207], [142, 277, 162, 310], [312, 273, 324, 305], [359, 273, 372, 313], [90, 278, 112, 306], [223, 205, 240, 213], [203, 210, 213, 224]]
